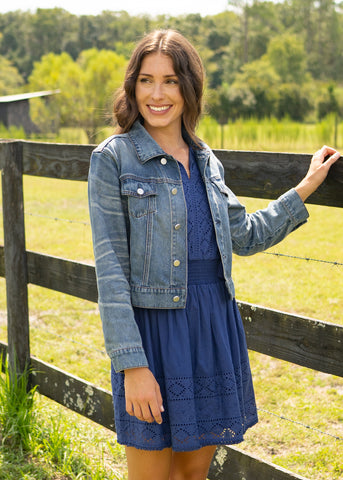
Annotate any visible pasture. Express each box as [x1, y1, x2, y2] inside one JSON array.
[[0, 117, 342, 479]]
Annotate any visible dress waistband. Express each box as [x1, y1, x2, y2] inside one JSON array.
[[187, 259, 224, 285]]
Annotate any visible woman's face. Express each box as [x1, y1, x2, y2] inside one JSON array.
[[135, 52, 184, 136]]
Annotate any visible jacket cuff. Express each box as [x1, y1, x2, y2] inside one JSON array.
[[279, 188, 309, 225], [110, 347, 149, 373]]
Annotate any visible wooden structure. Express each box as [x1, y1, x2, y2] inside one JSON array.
[[0, 90, 59, 135], [0, 139, 342, 479]]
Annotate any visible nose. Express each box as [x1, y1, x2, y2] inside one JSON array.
[[151, 82, 164, 100]]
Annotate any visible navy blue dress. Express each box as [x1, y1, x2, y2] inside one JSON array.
[[111, 149, 258, 451]]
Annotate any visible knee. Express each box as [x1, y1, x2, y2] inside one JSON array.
[[170, 466, 209, 480]]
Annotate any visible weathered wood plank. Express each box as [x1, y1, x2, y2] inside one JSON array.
[[0, 245, 4, 277], [0, 341, 115, 431], [0, 342, 310, 480], [31, 356, 115, 431], [238, 301, 343, 378], [214, 150, 343, 207], [26, 250, 98, 302], [21, 141, 94, 180], [1, 140, 342, 206], [2, 247, 342, 378], [208, 445, 309, 480], [1, 142, 30, 373], [0, 140, 16, 170]]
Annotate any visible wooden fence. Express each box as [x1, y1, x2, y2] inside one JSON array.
[[0, 139, 342, 480]]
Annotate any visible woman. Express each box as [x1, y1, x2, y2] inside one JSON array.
[[88, 30, 340, 480]]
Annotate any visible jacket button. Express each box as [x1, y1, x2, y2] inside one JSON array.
[[171, 188, 178, 195], [137, 188, 144, 195], [173, 296, 180, 302], [174, 224, 181, 230], [160, 157, 167, 165], [173, 260, 180, 267]]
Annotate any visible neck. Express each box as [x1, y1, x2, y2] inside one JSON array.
[[144, 123, 187, 155]]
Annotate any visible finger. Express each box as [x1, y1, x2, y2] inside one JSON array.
[[319, 145, 338, 159], [324, 151, 340, 167], [148, 399, 163, 424], [148, 385, 164, 424], [132, 402, 146, 422], [156, 383, 164, 414], [138, 401, 153, 423], [126, 400, 134, 417]]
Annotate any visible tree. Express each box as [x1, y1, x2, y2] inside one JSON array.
[[0, 11, 33, 79], [232, 56, 280, 118], [77, 48, 127, 141], [280, 0, 343, 80], [276, 83, 313, 121], [0, 56, 24, 95], [207, 83, 256, 133], [266, 33, 308, 84], [228, 0, 253, 63], [207, 84, 232, 147], [28, 52, 77, 133], [29, 8, 79, 61], [28, 49, 127, 142]]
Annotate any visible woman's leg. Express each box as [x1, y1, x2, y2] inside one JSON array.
[[125, 446, 173, 480], [170, 445, 217, 480]]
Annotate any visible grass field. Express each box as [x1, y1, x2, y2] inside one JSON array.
[[0, 119, 342, 479]]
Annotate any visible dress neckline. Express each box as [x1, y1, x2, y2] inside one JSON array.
[[178, 148, 194, 180]]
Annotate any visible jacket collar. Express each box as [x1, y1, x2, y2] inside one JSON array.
[[128, 121, 166, 163], [128, 120, 211, 174]]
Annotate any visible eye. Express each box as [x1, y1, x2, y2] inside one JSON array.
[[166, 78, 178, 85], [138, 76, 151, 84]]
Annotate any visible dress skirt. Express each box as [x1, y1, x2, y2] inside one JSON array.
[[111, 258, 258, 452]]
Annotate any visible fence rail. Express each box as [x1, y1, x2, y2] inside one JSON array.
[[0, 139, 342, 480]]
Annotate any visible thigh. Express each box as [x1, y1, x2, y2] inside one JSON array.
[[170, 445, 217, 480], [125, 446, 172, 480]]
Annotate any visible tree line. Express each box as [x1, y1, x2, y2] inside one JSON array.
[[0, 0, 343, 142]]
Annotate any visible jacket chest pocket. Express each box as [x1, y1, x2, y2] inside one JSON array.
[[121, 178, 158, 218]]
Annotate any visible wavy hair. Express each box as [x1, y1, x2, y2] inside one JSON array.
[[114, 29, 205, 146]]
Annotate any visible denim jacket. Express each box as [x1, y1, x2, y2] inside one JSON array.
[[88, 121, 309, 372]]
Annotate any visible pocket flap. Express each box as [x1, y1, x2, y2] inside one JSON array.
[[121, 177, 157, 197]]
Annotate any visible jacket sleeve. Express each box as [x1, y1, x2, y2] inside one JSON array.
[[88, 147, 148, 372], [226, 184, 309, 256]]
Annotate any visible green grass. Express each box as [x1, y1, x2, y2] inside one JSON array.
[[0, 360, 127, 479], [197, 115, 343, 152], [4, 114, 341, 152], [0, 121, 342, 479]]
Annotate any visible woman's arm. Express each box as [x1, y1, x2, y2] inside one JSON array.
[[227, 145, 340, 256], [89, 147, 164, 423], [88, 148, 148, 372]]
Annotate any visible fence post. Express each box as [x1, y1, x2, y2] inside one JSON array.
[[1, 141, 30, 374]]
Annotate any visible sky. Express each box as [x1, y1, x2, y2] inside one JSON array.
[[0, 0, 230, 17]]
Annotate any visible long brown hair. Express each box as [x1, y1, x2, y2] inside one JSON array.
[[114, 29, 205, 146]]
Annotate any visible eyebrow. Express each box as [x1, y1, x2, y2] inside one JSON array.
[[138, 73, 177, 78]]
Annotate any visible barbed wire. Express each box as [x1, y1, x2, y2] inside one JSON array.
[[257, 408, 342, 441], [263, 251, 343, 266], [29, 324, 343, 442], [25, 212, 90, 226], [30, 326, 106, 356], [20, 211, 343, 267], [1, 209, 342, 447]]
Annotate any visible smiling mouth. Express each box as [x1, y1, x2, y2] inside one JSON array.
[[148, 105, 171, 112]]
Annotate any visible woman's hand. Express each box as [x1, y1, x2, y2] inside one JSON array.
[[124, 367, 164, 424], [295, 145, 341, 202]]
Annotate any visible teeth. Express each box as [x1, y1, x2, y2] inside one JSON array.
[[149, 105, 170, 112]]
